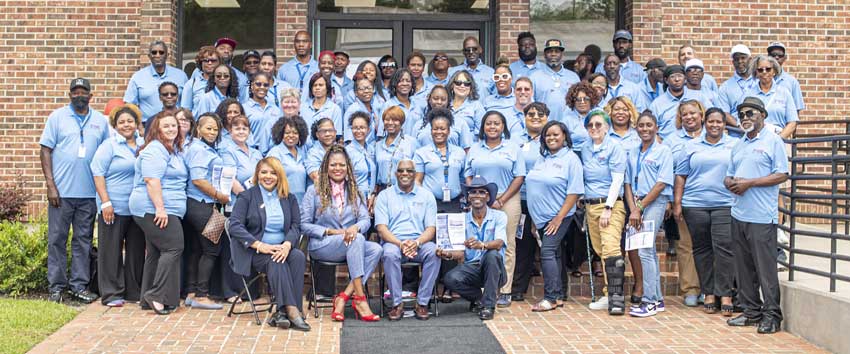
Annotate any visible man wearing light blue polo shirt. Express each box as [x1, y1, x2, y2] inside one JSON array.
[[529, 39, 581, 115], [509, 32, 545, 80], [594, 30, 647, 84], [649, 65, 704, 140], [767, 42, 805, 113], [448, 37, 494, 99], [375, 160, 439, 321], [602, 54, 648, 112], [278, 31, 318, 94], [724, 97, 788, 334], [40, 78, 111, 304], [718, 44, 753, 125], [123, 41, 188, 124]]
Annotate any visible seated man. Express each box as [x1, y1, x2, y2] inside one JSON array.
[[438, 176, 507, 320], [375, 159, 440, 320]]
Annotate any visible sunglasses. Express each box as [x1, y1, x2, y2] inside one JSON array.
[[575, 96, 591, 103], [160, 92, 178, 97], [380, 63, 397, 68], [253, 82, 270, 88], [201, 58, 219, 64], [396, 168, 416, 174], [585, 122, 605, 130], [738, 110, 759, 119], [526, 112, 546, 119], [463, 47, 478, 53], [492, 73, 511, 82], [453, 80, 472, 87], [150, 50, 166, 55], [434, 55, 448, 61], [756, 67, 773, 73], [769, 52, 785, 59], [215, 74, 231, 79]]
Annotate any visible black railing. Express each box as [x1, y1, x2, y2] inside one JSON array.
[[779, 119, 850, 292]]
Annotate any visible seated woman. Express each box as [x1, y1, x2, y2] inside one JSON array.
[[228, 157, 310, 331], [301, 145, 382, 322]]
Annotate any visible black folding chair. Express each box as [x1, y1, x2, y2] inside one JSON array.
[[224, 220, 274, 325], [378, 261, 439, 317]]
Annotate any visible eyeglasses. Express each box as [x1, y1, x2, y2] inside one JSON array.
[[575, 96, 591, 103], [756, 67, 773, 73], [433, 55, 448, 61], [380, 62, 397, 68], [463, 47, 478, 53], [253, 82, 270, 88], [244, 60, 259, 65], [160, 92, 178, 97], [396, 168, 416, 174], [150, 50, 165, 55], [318, 128, 336, 135], [468, 189, 488, 196], [215, 74, 231, 79], [492, 73, 511, 82], [356, 86, 373, 91], [201, 58, 219, 64], [526, 112, 546, 119], [453, 80, 472, 87], [738, 110, 758, 119], [586, 122, 605, 130], [769, 52, 785, 59], [515, 87, 532, 92]]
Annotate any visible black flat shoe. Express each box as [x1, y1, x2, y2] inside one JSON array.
[[478, 307, 494, 320], [469, 301, 481, 314], [630, 295, 641, 304], [268, 311, 290, 329], [511, 293, 524, 302], [144, 297, 171, 315], [757, 318, 781, 334], [727, 314, 760, 327], [48, 290, 63, 304], [289, 316, 311, 332]]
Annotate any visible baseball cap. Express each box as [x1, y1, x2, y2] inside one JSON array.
[[767, 42, 786, 52], [664, 65, 685, 78], [70, 78, 91, 91], [243, 49, 260, 60], [215, 37, 238, 49], [334, 51, 350, 59], [730, 44, 751, 58], [645, 58, 666, 71], [543, 39, 565, 51], [613, 30, 633, 41], [684, 58, 704, 71]]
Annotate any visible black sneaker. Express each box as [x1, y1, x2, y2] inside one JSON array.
[[48, 290, 63, 304], [68, 289, 98, 304], [478, 307, 495, 320]]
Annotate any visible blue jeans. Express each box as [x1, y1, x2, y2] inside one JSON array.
[[538, 217, 570, 302], [638, 195, 667, 303]]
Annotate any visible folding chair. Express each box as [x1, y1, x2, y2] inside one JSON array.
[[224, 220, 274, 325], [379, 261, 439, 317]]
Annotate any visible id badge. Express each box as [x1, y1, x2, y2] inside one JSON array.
[[442, 185, 451, 202], [77, 145, 86, 158], [243, 177, 254, 189], [522, 143, 530, 152]]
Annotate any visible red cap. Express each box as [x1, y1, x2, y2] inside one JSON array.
[[214, 37, 237, 49]]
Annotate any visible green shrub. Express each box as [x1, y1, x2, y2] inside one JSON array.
[[0, 221, 48, 296]]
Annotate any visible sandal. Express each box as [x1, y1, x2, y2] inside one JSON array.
[[720, 304, 734, 317], [570, 270, 583, 277], [531, 299, 558, 312], [226, 296, 242, 304], [703, 302, 719, 314]]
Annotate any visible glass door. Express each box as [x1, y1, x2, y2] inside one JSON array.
[[404, 22, 487, 68], [318, 20, 397, 77]]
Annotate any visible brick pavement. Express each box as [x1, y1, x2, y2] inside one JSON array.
[[29, 294, 826, 354]]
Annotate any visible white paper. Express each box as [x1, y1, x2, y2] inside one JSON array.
[[625, 220, 656, 251], [516, 214, 526, 239], [436, 213, 466, 251], [217, 166, 237, 195]]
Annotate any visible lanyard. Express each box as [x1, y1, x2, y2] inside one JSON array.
[[609, 84, 621, 99], [213, 87, 225, 101], [271, 83, 279, 107], [635, 142, 653, 188], [385, 136, 402, 185], [74, 108, 92, 144], [296, 62, 310, 89], [435, 145, 451, 186]]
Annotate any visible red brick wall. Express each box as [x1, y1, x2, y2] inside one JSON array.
[[496, 0, 530, 62], [275, 0, 309, 61]]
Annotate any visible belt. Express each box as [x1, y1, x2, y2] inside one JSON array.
[[583, 196, 622, 205]]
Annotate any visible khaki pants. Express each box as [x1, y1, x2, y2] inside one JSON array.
[[498, 193, 521, 295], [585, 200, 627, 295], [676, 218, 701, 296]]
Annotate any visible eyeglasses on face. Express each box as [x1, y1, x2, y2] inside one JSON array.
[[492, 73, 511, 82], [769, 52, 785, 59], [380, 63, 397, 68], [396, 168, 416, 174], [434, 55, 448, 61], [201, 58, 219, 64], [215, 73, 231, 79], [586, 122, 605, 130], [150, 50, 165, 55], [160, 92, 178, 97], [253, 82, 270, 88], [244, 60, 260, 65], [738, 110, 758, 119], [463, 47, 478, 53], [575, 96, 591, 103], [756, 67, 773, 73], [453, 80, 472, 87]]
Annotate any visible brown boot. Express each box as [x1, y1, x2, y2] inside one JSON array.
[[414, 304, 430, 320], [388, 304, 403, 321]]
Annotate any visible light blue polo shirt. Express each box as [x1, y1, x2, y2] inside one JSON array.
[[464, 139, 526, 194], [451, 98, 485, 138], [344, 87, 387, 116], [414, 118, 473, 150], [530, 65, 581, 114], [718, 72, 753, 116], [526, 147, 585, 228], [374, 184, 437, 240], [304, 144, 328, 175], [509, 60, 545, 80], [740, 83, 799, 128], [675, 134, 738, 208], [331, 74, 354, 108], [606, 79, 648, 113], [608, 128, 641, 154], [185, 140, 229, 203], [465, 208, 508, 263], [727, 128, 789, 224], [425, 72, 449, 86], [649, 88, 706, 140], [626, 141, 674, 199], [243, 96, 282, 153], [665, 128, 704, 165], [345, 141, 376, 196], [580, 135, 627, 199], [410, 80, 433, 112], [702, 73, 719, 92], [686, 87, 720, 110], [342, 97, 380, 144], [277, 56, 318, 93], [775, 71, 805, 111], [267, 79, 293, 109], [482, 90, 517, 121], [266, 143, 307, 202], [300, 98, 343, 135], [261, 188, 286, 244], [219, 139, 262, 206], [128, 140, 188, 217], [193, 87, 228, 117], [639, 77, 664, 105], [517, 134, 541, 200], [180, 75, 208, 113], [375, 135, 416, 186], [123, 65, 188, 122], [90, 134, 144, 215], [376, 96, 422, 138], [503, 106, 529, 147], [558, 110, 591, 149], [414, 143, 466, 200], [448, 59, 495, 99], [39, 105, 110, 199], [594, 59, 647, 84]]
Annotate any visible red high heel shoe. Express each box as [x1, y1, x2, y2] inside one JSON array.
[[331, 292, 350, 322], [352, 295, 380, 322]]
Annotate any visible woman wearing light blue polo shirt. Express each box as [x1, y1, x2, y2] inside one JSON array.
[[448, 70, 485, 139], [414, 85, 473, 150], [624, 111, 674, 318], [414, 108, 466, 212], [379, 68, 420, 137], [560, 81, 597, 148], [267, 115, 309, 202], [301, 72, 343, 136], [128, 112, 189, 314], [343, 60, 386, 113], [305, 118, 337, 183], [343, 76, 380, 144], [742, 54, 798, 139], [194, 64, 240, 117], [482, 65, 524, 140], [375, 106, 416, 191], [182, 113, 232, 310], [345, 112, 377, 201], [580, 110, 629, 315], [243, 72, 282, 154], [526, 121, 584, 312], [674, 107, 737, 317], [91, 104, 145, 307], [605, 96, 641, 151], [464, 110, 526, 307]]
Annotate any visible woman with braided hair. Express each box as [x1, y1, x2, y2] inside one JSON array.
[[300, 145, 382, 322]]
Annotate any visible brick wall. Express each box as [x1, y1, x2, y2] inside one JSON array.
[[496, 0, 530, 62], [275, 0, 309, 61]]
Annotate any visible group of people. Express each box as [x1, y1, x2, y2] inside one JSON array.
[[40, 28, 799, 335]]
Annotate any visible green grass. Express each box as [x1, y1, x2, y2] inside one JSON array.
[[0, 298, 80, 354]]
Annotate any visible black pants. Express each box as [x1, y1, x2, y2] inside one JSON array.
[[732, 218, 782, 321], [97, 214, 145, 304], [684, 207, 734, 297], [252, 249, 307, 311], [211, 227, 251, 299], [183, 199, 222, 298], [47, 198, 97, 293], [443, 250, 507, 308], [512, 200, 538, 296], [134, 214, 184, 307]]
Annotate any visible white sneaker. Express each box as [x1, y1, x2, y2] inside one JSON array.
[[589, 296, 608, 310]]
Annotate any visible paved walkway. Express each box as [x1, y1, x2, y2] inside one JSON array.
[[29, 296, 826, 354]]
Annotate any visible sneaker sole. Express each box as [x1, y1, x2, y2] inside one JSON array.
[[629, 311, 657, 317]]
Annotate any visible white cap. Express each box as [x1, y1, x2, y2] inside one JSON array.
[[730, 44, 751, 58], [684, 58, 704, 71]]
